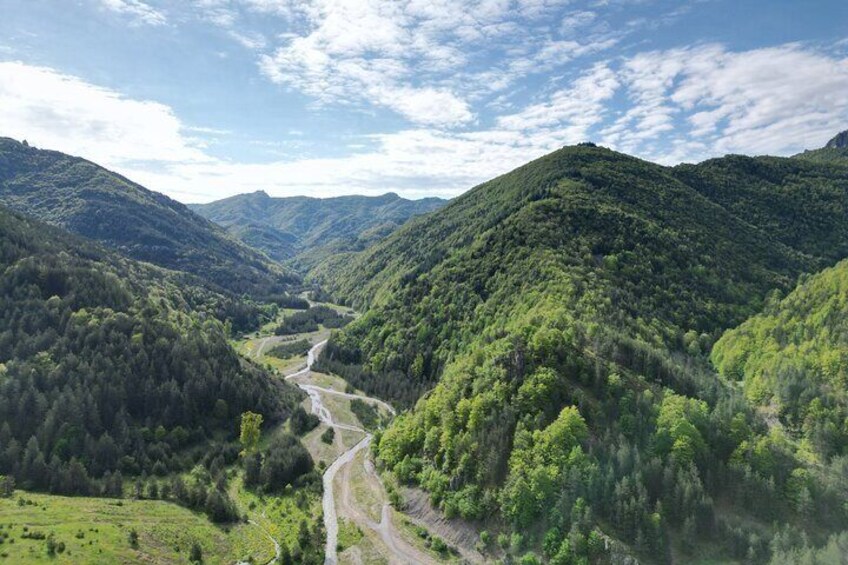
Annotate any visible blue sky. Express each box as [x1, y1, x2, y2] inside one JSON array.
[[1, 0, 847, 202]]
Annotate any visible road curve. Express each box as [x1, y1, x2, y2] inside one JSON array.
[[286, 340, 368, 564], [285, 340, 432, 564]]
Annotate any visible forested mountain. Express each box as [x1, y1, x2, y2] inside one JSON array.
[[794, 129, 848, 164], [0, 204, 301, 498], [312, 144, 848, 562], [712, 258, 848, 461], [0, 138, 295, 296], [190, 190, 445, 265]]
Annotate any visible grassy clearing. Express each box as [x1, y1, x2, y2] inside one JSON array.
[[0, 491, 248, 564], [321, 395, 360, 428], [301, 424, 364, 468], [337, 518, 364, 551], [344, 450, 384, 523], [228, 475, 322, 557], [339, 534, 388, 565], [293, 370, 354, 393]]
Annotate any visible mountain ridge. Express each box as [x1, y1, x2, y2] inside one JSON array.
[[312, 141, 848, 562], [190, 190, 446, 265], [0, 137, 295, 296], [793, 129, 848, 164]]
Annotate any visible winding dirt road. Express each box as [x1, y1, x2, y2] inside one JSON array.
[[285, 341, 434, 565]]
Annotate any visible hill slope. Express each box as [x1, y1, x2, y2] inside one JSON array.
[[0, 138, 294, 296], [712, 259, 848, 460], [313, 145, 848, 562], [0, 203, 301, 498], [190, 191, 445, 265], [793, 129, 848, 164]]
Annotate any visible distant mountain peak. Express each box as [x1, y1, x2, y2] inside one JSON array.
[[825, 130, 848, 149]]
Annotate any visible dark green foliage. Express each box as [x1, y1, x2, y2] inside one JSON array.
[[267, 293, 310, 310], [242, 434, 314, 493], [313, 144, 848, 561], [320, 428, 335, 445], [289, 407, 320, 436], [189, 541, 203, 563], [349, 399, 380, 430], [273, 306, 352, 335], [268, 339, 312, 359], [190, 190, 445, 265], [0, 205, 302, 495], [167, 466, 240, 523], [673, 154, 848, 263], [0, 476, 14, 497], [769, 531, 848, 564], [0, 138, 296, 296]]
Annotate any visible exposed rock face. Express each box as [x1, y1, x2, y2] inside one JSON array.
[[825, 130, 848, 149]]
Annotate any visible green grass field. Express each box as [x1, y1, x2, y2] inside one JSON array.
[[0, 491, 262, 564]]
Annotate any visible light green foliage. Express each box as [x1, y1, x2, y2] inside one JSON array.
[[323, 144, 848, 561], [0, 490, 256, 564], [502, 407, 591, 527], [240, 412, 264, 455], [655, 391, 709, 465], [713, 259, 848, 461]]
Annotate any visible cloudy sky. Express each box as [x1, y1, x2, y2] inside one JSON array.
[[1, 0, 847, 202]]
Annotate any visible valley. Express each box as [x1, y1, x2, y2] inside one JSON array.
[[2, 132, 848, 564], [6, 3, 848, 562], [251, 309, 470, 564]]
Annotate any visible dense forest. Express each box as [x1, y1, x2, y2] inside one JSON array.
[[0, 204, 302, 500], [313, 144, 848, 562], [274, 305, 353, 335], [712, 259, 848, 463], [191, 190, 445, 265], [0, 137, 296, 296]]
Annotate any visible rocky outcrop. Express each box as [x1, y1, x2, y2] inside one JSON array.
[[825, 130, 848, 149]]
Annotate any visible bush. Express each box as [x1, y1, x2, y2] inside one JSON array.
[[190, 541, 203, 563], [274, 307, 353, 335], [290, 407, 320, 436], [267, 339, 312, 360]]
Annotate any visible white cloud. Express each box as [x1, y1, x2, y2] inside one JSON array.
[[251, 0, 614, 127], [4, 40, 848, 204], [498, 63, 619, 134], [99, 0, 167, 26], [602, 44, 848, 161], [255, 0, 475, 126], [560, 10, 596, 36], [0, 62, 210, 168]]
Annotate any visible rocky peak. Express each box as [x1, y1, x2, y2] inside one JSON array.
[[825, 130, 848, 149]]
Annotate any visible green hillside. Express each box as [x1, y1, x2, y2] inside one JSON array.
[[312, 144, 848, 562], [793, 130, 848, 164], [673, 154, 848, 262], [0, 138, 295, 296], [190, 190, 445, 265], [712, 259, 848, 461], [0, 204, 302, 503]]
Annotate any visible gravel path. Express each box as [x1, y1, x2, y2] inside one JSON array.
[[285, 341, 434, 564]]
